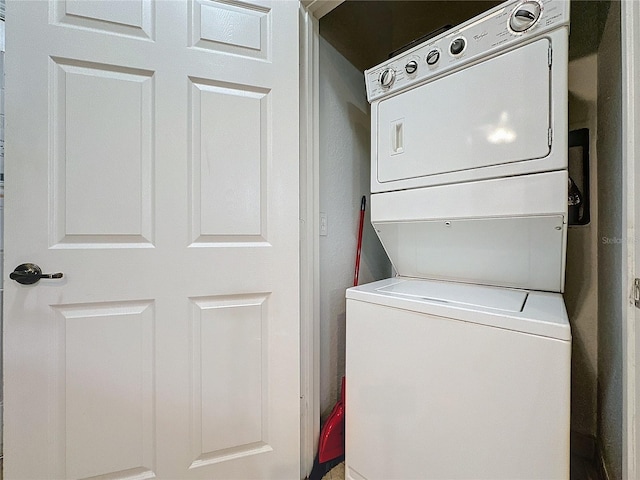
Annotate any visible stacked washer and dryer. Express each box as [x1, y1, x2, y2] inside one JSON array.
[[345, 1, 571, 479]]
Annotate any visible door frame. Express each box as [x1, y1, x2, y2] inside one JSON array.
[[298, 1, 343, 477], [622, 1, 640, 479]]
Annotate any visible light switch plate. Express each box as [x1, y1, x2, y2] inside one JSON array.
[[320, 213, 328, 236]]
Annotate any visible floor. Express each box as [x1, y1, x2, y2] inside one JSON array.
[[322, 461, 345, 480], [0, 455, 601, 480], [570, 453, 602, 480], [321, 454, 602, 480], [0, 453, 599, 480]]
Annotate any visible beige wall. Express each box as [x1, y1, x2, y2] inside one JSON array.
[[318, 37, 391, 416], [566, 54, 598, 439], [596, 1, 623, 478]]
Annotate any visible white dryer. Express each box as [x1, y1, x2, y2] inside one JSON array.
[[365, 0, 569, 193], [363, 0, 570, 293], [346, 1, 572, 479]]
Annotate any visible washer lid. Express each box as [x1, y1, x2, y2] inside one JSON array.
[[346, 277, 570, 341], [377, 279, 528, 312]]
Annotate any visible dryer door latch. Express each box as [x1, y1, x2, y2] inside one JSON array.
[[635, 278, 640, 309]]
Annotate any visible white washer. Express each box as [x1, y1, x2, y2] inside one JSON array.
[[346, 1, 572, 478], [346, 278, 571, 480]]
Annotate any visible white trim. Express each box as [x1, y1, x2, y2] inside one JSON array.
[[299, 1, 344, 477], [299, 5, 320, 478], [622, 1, 639, 479], [300, 0, 342, 19]]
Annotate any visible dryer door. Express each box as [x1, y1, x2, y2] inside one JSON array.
[[376, 38, 552, 185]]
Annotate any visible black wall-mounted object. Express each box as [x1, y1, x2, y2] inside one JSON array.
[[568, 128, 590, 226]]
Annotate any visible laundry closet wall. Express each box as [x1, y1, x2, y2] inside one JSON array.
[[318, 37, 391, 416], [566, 52, 598, 444], [596, 1, 623, 478]]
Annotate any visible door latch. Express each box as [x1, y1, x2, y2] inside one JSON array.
[[635, 278, 640, 309], [10, 263, 64, 285]]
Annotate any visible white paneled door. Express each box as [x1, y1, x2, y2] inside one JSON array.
[[4, 1, 300, 478]]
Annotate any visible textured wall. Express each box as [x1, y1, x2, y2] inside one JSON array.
[[596, 1, 623, 478], [566, 54, 598, 439], [318, 37, 391, 416]]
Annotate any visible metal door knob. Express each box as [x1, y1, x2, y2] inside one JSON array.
[[10, 263, 64, 285]]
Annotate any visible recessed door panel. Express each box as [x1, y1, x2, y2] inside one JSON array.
[[51, 0, 154, 40], [190, 0, 270, 60], [189, 78, 268, 245], [189, 294, 270, 469], [55, 301, 155, 480], [377, 39, 551, 183], [190, 0, 271, 59], [51, 58, 154, 247]]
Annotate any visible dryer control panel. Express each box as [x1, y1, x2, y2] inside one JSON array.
[[365, 0, 569, 102]]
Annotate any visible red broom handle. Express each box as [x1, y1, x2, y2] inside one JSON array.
[[353, 196, 366, 287]]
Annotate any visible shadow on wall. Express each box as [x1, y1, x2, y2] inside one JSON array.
[[566, 52, 599, 442], [349, 102, 370, 214], [348, 101, 391, 286], [319, 36, 392, 419], [564, 225, 597, 438], [321, 121, 391, 420]]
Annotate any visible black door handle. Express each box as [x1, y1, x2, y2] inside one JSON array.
[[10, 263, 64, 285]]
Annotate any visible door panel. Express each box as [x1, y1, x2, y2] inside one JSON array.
[[52, 0, 155, 40], [189, 294, 270, 468], [57, 301, 156, 480], [191, 0, 270, 59], [190, 78, 267, 241], [4, 1, 299, 478], [51, 58, 155, 245]]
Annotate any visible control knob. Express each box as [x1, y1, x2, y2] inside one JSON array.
[[510, 1, 542, 33], [450, 37, 466, 55], [379, 68, 396, 87], [405, 60, 418, 74], [426, 49, 440, 65]]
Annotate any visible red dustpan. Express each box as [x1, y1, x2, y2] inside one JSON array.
[[318, 376, 345, 463], [316, 197, 365, 467]]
